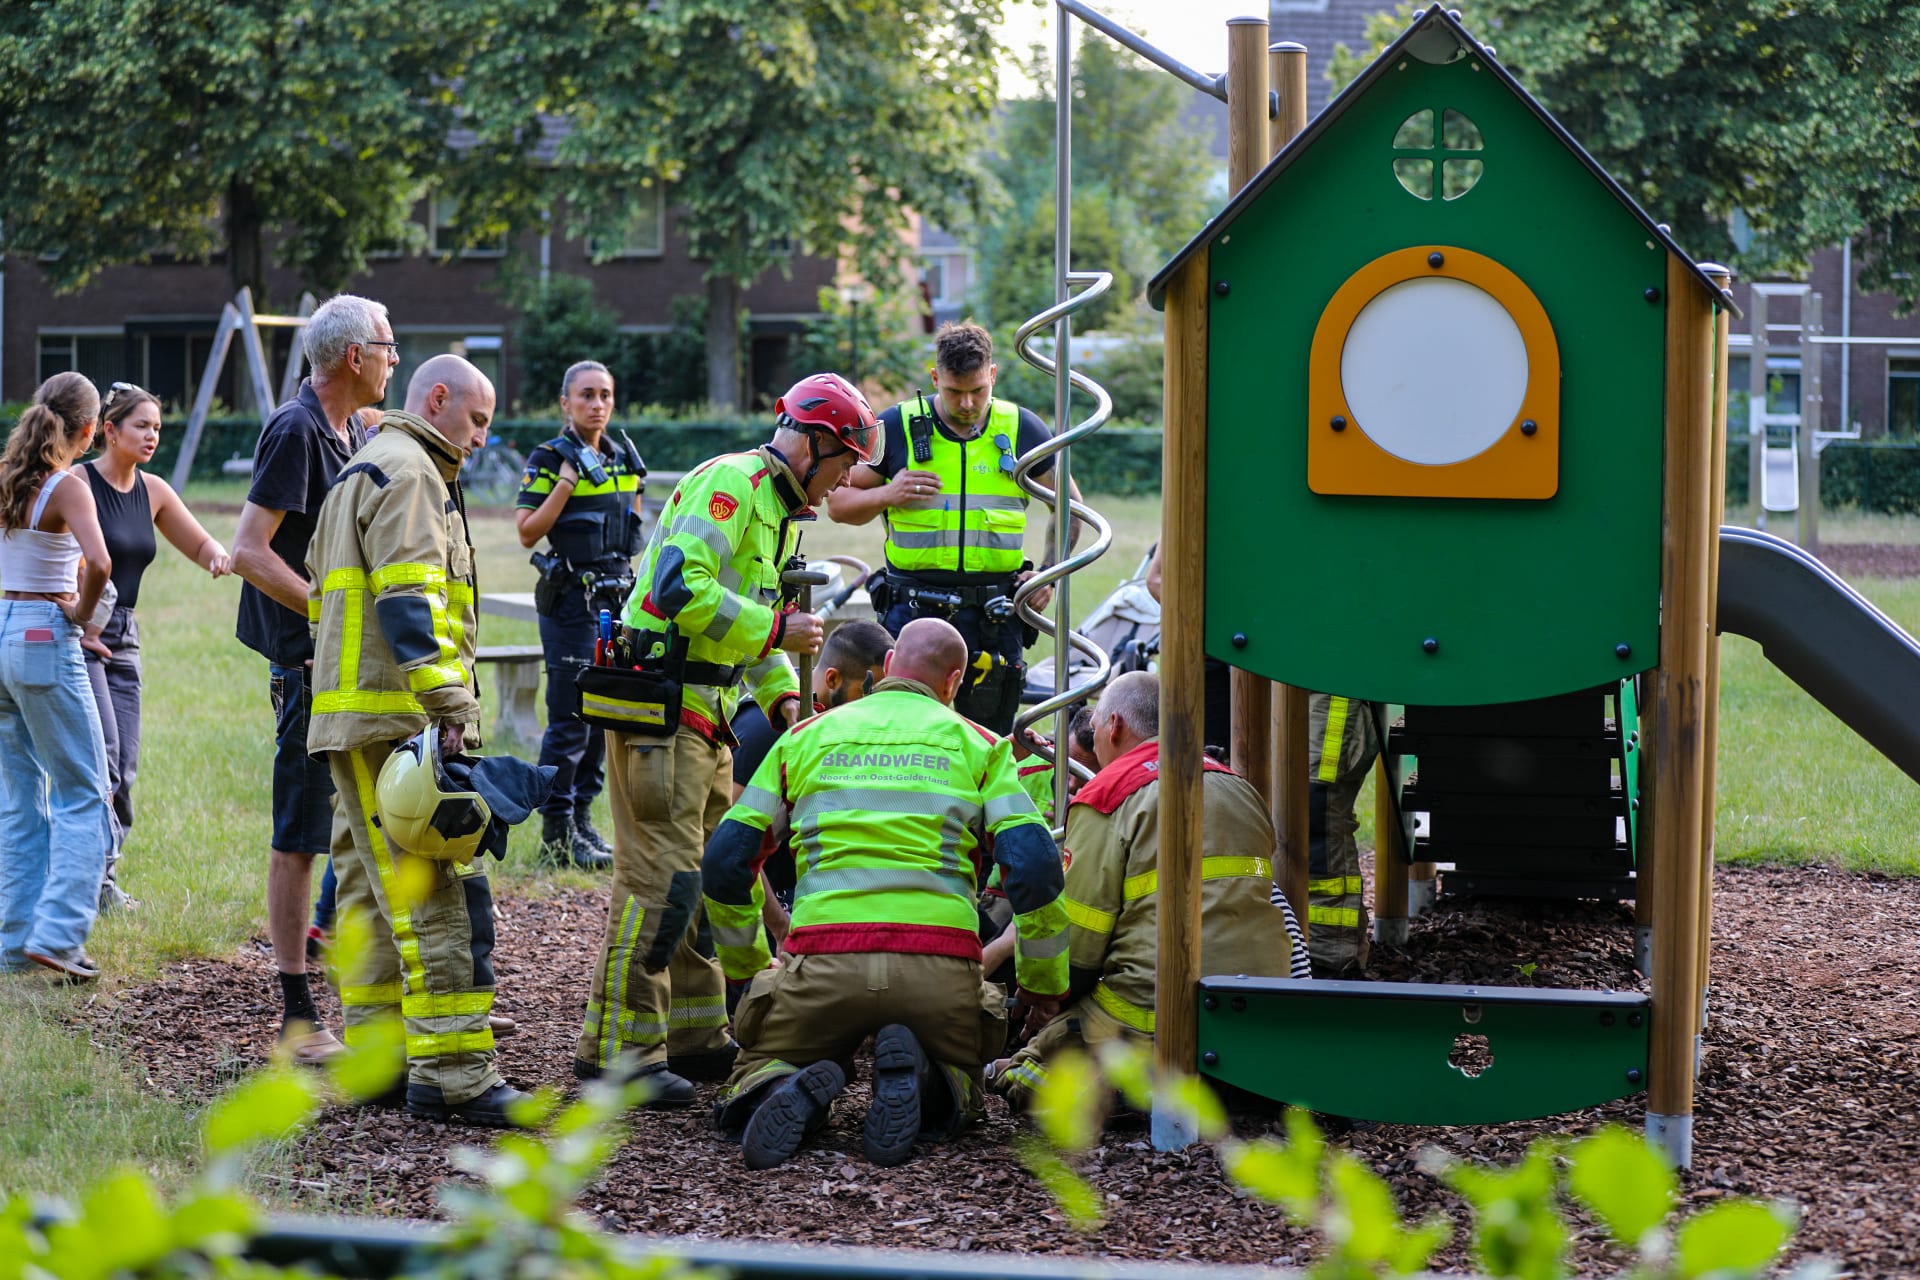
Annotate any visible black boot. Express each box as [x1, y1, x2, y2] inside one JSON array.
[[538, 814, 611, 871], [407, 1081, 535, 1128], [573, 813, 612, 856], [863, 1024, 928, 1166], [668, 1040, 739, 1083], [743, 1061, 846, 1170]]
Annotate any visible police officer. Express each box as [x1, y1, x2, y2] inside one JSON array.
[[514, 360, 645, 871], [827, 322, 1083, 735], [572, 372, 880, 1104]]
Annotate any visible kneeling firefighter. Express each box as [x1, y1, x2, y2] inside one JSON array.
[[514, 360, 647, 870]]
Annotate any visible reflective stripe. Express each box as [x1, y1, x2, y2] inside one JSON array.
[[1308, 875, 1365, 896], [887, 528, 1024, 553], [669, 995, 728, 1027], [343, 1019, 401, 1047], [702, 592, 744, 641], [407, 661, 466, 692], [790, 788, 979, 880], [405, 1029, 495, 1058], [1017, 929, 1070, 960], [1093, 981, 1156, 1033], [323, 567, 369, 592], [1309, 906, 1361, 928], [600, 897, 645, 1068], [983, 791, 1039, 826], [581, 690, 672, 729], [315, 689, 426, 715], [720, 1058, 799, 1105], [1002, 1060, 1047, 1093], [1317, 696, 1349, 784], [403, 991, 494, 1017], [371, 562, 447, 592], [965, 494, 1028, 511], [1062, 896, 1117, 935], [734, 784, 781, 819], [1122, 856, 1274, 902], [340, 982, 403, 1007], [666, 513, 734, 561], [583, 999, 670, 1044], [791, 866, 975, 900], [709, 917, 762, 949]]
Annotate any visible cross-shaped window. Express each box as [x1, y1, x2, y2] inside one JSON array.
[[1392, 108, 1485, 201]]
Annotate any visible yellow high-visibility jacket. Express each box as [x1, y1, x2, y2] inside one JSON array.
[[306, 410, 480, 754]]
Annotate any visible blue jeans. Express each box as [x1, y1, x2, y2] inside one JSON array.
[[0, 601, 113, 966]]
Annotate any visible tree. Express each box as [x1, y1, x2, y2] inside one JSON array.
[[0, 0, 457, 302], [1330, 0, 1920, 307], [977, 31, 1218, 334], [454, 0, 1006, 412]]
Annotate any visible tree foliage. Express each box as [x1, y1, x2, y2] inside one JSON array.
[[1330, 0, 1920, 307], [454, 0, 1007, 409], [0, 0, 456, 302]]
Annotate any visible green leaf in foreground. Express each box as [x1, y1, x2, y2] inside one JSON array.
[[1030, 1048, 1104, 1153], [1013, 1134, 1104, 1231], [202, 1068, 319, 1154], [1567, 1125, 1677, 1247], [1675, 1199, 1795, 1277], [326, 1015, 405, 1102]]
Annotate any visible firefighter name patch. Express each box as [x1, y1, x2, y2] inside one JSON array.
[[709, 492, 740, 521]]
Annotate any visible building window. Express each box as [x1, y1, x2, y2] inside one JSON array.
[[430, 194, 506, 257], [587, 188, 666, 260], [1727, 352, 1802, 439], [1891, 355, 1920, 437], [38, 330, 130, 391], [394, 330, 504, 399], [922, 252, 970, 307]]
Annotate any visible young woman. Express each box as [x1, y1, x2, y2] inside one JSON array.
[[0, 373, 117, 981], [82, 382, 232, 910]]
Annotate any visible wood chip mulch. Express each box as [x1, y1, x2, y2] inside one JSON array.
[[74, 864, 1920, 1276], [1807, 541, 1920, 581]]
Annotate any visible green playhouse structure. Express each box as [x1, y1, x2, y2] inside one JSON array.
[[1144, 7, 1736, 1165]]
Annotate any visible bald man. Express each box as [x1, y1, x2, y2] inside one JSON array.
[[306, 355, 534, 1128], [988, 671, 1301, 1113], [701, 618, 1070, 1170]]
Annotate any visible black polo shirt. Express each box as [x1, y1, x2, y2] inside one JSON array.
[[235, 380, 369, 666]]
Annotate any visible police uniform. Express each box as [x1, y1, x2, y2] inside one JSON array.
[[305, 409, 500, 1105], [514, 428, 646, 844], [995, 740, 1297, 1109], [1306, 693, 1380, 977], [869, 394, 1055, 735], [573, 446, 806, 1084], [703, 675, 1069, 1139]]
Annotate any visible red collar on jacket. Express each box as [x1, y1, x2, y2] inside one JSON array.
[[1070, 739, 1234, 816]]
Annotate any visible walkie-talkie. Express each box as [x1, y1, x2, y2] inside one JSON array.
[[908, 391, 935, 464]]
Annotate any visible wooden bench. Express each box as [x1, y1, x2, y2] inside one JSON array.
[[476, 644, 545, 747]]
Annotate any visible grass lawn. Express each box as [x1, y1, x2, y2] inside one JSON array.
[[4, 483, 1918, 1202]]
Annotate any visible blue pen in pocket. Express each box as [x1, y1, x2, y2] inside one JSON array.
[[596, 609, 613, 665]]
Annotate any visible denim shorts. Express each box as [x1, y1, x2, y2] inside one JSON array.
[[269, 663, 335, 854]]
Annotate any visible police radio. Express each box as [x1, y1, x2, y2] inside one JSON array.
[[908, 392, 935, 464], [553, 435, 610, 487]]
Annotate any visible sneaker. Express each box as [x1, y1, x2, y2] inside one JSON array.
[[743, 1061, 846, 1170], [488, 1013, 518, 1038], [99, 881, 140, 913], [407, 1081, 534, 1128], [573, 814, 612, 856], [667, 1040, 739, 1082], [281, 1022, 346, 1066], [864, 1024, 927, 1167], [305, 925, 329, 964], [26, 947, 98, 983]]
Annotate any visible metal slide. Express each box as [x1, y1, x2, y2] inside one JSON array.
[[1717, 525, 1920, 785]]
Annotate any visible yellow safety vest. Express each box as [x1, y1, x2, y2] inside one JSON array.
[[881, 397, 1029, 575]]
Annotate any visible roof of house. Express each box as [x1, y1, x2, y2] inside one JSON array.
[[1147, 6, 1736, 315]]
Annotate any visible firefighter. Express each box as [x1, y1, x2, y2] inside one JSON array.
[[989, 671, 1299, 1110], [305, 355, 527, 1127], [703, 618, 1069, 1169], [571, 372, 879, 1104], [1306, 693, 1380, 978], [514, 360, 646, 871], [826, 321, 1085, 735]]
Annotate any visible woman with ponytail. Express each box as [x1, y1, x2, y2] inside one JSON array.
[[0, 372, 117, 982], [82, 382, 232, 911]]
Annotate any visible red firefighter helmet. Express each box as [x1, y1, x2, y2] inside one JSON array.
[[775, 372, 883, 467]]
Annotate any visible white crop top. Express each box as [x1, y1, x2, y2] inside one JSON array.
[[0, 471, 83, 593]]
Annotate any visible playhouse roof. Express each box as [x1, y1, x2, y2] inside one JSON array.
[[1146, 6, 1737, 316]]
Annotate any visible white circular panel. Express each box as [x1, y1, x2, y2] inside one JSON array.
[[1339, 275, 1529, 466]]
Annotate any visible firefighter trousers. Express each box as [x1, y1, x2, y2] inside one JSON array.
[[329, 742, 501, 1104], [993, 993, 1140, 1112], [1307, 694, 1379, 977], [575, 725, 733, 1074], [712, 951, 1007, 1137]]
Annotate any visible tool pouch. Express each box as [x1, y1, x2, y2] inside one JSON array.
[[574, 664, 681, 738]]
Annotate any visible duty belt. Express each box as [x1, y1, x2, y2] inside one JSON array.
[[680, 659, 745, 687], [887, 571, 1018, 611]]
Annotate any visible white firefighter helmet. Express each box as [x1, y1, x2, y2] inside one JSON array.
[[374, 728, 490, 863]]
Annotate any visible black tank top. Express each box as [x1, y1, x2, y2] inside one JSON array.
[[84, 462, 157, 610]]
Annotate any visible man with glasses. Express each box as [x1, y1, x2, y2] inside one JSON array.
[[828, 321, 1083, 734], [231, 293, 396, 1065]]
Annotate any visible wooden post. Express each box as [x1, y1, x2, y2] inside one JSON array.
[[1371, 754, 1409, 945], [1747, 290, 1769, 520], [1696, 266, 1733, 1056], [1154, 250, 1210, 1150], [1646, 257, 1718, 1169], [1797, 291, 1823, 553], [1271, 42, 1308, 157], [1226, 17, 1273, 795]]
